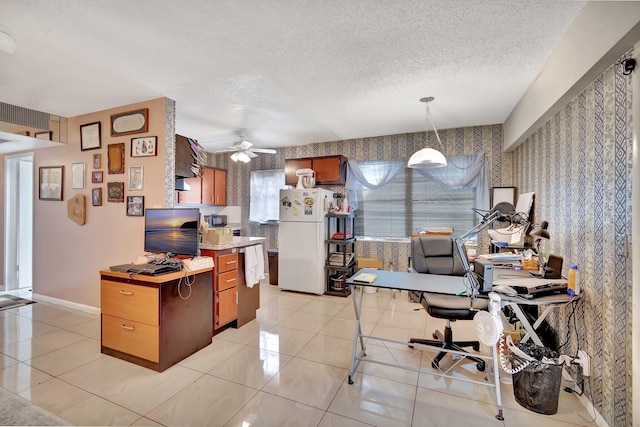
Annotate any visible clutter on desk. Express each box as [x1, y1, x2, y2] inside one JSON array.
[[477, 252, 522, 262]]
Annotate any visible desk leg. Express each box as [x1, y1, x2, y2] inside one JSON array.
[[490, 342, 504, 420], [508, 303, 544, 346], [348, 284, 366, 384]]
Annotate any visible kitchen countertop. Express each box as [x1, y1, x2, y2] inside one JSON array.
[[200, 236, 265, 251]]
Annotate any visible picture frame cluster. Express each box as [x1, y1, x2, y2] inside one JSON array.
[[40, 108, 154, 221]]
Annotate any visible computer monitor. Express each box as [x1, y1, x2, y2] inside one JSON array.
[[144, 208, 200, 256]]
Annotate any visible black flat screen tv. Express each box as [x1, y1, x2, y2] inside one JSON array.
[[144, 208, 200, 256]]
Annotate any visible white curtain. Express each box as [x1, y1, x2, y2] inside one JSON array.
[[345, 159, 405, 208], [345, 153, 489, 215], [413, 153, 490, 217]]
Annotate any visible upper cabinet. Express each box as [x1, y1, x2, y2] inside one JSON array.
[[177, 167, 227, 205], [285, 155, 347, 186]]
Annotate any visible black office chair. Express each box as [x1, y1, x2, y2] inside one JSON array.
[[408, 234, 488, 371]]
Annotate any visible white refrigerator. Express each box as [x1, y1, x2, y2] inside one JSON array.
[[278, 188, 334, 294]]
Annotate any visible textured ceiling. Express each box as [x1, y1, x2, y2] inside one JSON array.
[[0, 1, 586, 152]]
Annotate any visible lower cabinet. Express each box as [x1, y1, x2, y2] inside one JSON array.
[[217, 288, 238, 326], [201, 249, 239, 331], [99, 269, 213, 372]]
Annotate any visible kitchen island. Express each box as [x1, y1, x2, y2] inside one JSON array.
[[201, 237, 265, 332], [99, 267, 213, 372]]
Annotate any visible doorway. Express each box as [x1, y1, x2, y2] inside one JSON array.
[[4, 153, 33, 291]]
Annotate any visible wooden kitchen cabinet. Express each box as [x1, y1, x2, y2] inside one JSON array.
[[99, 268, 213, 371], [213, 168, 226, 205], [284, 155, 346, 185], [201, 249, 239, 331], [177, 167, 227, 205]]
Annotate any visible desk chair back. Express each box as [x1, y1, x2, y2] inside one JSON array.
[[411, 235, 466, 276]]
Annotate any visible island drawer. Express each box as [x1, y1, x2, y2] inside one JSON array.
[[101, 280, 159, 326], [102, 314, 159, 362], [217, 253, 238, 273]]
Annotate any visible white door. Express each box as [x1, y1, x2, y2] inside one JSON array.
[[4, 153, 33, 290]]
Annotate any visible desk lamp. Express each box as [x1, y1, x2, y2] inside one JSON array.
[[454, 208, 502, 301]]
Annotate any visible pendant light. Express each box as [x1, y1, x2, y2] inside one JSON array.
[[407, 97, 447, 169]]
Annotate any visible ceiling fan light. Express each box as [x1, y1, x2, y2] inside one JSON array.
[[230, 152, 241, 162], [407, 148, 447, 168], [238, 151, 251, 163]]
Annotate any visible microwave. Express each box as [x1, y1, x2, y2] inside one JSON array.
[[204, 214, 227, 227]]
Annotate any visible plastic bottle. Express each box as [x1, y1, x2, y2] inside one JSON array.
[[567, 264, 580, 295]]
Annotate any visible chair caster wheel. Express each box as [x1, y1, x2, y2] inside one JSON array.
[[408, 344, 415, 349], [432, 333, 438, 339], [476, 362, 486, 372], [473, 343, 480, 352]]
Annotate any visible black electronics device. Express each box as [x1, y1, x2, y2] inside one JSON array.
[[529, 254, 563, 279]]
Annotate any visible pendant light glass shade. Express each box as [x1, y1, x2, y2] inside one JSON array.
[[407, 147, 447, 168], [408, 96, 447, 169]]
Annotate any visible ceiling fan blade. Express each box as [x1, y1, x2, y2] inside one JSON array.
[[250, 148, 277, 154], [212, 147, 241, 153], [246, 150, 258, 158]]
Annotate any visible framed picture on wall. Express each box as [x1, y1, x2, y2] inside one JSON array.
[[39, 166, 64, 201], [126, 196, 144, 216], [110, 108, 149, 137], [107, 143, 125, 174], [128, 166, 143, 191], [80, 121, 102, 151], [71, 162, 85, 189], [91, 170, 103, 183], [131, 136, 157, 157], [93, 153, 101, 169], [491, 187, 516, 208], [107, 182, 124, 202], [92, 188, 103, 206]]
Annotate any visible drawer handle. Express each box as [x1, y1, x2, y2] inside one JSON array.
[[225, 260, 237, 265], [120, 324, 135, 331], [119, 290, 134, 296], [225, 278, 237, 283]]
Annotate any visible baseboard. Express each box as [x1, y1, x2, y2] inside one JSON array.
[[32, 293, 100, 315], [561, 367, 609, 427]]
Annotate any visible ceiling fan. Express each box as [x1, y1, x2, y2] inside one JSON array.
[[213, 139, 277, 163]]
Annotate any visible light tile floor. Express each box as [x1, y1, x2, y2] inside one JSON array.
[[0, 285, 598, 426]]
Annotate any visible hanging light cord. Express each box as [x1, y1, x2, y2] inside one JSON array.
[[424, 101, 445, 152]]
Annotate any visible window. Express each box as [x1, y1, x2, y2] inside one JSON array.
[[354, 165, 475, 238], [249, 169, 284, 223]]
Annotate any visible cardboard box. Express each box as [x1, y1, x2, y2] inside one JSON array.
[[202, 228, 233, 245], [357, 257, 383, 269]]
